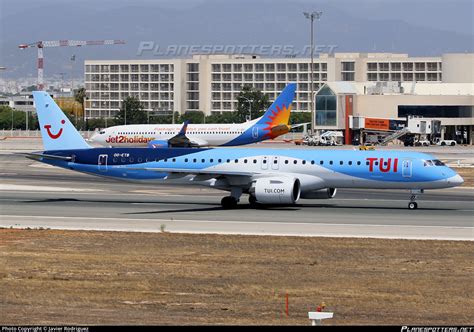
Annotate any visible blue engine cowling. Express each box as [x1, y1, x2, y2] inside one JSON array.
[[147, 140, 170, 148]]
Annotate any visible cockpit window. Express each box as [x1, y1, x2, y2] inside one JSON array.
[[432, 159, 445, 166], [423, 160, 434, 167], [99, 130, 105, 134]]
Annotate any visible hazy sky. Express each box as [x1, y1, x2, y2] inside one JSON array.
[[0, 0, 472, 79]]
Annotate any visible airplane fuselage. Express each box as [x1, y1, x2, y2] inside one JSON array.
[[35, 147, 463, 192], [91, 122, 271, 147]]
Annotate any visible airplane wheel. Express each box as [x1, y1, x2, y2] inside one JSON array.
[[408, 202, 418, 210], [221, 196, 238, 209], [249, 195, 258, 207]]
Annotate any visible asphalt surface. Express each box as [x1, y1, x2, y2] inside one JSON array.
[[1, 153, 473, 240]]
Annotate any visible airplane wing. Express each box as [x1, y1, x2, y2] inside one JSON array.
[[128, 166, 254, 177], [290, 122, 310, 129], [160, 121, 209, 148]]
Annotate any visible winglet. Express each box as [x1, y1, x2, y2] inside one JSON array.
[[177, 121, 189, 136]]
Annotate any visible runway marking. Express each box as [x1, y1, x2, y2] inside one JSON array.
[[0, 184, 102, 192], [1, 214, 472, 241], [2, 214, 473, 230]]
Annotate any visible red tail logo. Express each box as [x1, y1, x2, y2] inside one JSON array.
[[44, 119, 65, 139]]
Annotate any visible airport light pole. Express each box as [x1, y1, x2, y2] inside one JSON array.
[[304, 11, 322, 136]]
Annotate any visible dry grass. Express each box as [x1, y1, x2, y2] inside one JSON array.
[[0, 229, 472, 325]]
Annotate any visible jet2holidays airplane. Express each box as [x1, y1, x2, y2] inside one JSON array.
[[90, 83, 301, 148], [24, 91, 463, 209]]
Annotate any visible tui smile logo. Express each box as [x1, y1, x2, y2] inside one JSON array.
[[44, 119, 65, 139]]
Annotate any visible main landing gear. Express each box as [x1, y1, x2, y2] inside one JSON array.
[[221, 196, 238, 209], [408, 189, 424, 210], [221, 187, 242, 209]]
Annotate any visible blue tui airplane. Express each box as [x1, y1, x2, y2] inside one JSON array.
[[24, 91, 463, 209]]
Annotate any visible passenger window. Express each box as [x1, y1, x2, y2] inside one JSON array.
[[293, 160, 297, 164], [320, 161, 324, 165], [340, 161, 343, 165], [234, 159, 238, 163], [164, 159, 167, 162], [311, 160, 315, 165], [329, 161, 333, 165], [348, 161, 352, 165], [172, 158, 176, 162], [285, 160, 289, 164], [130, 157, 134, 162], [218, 159, 222, 163], [185, 158, 188, 162], [210, 159, 214, 163], [302, 160, 306, 165], [138, 157, 142, 162], [244, 160, 248, 163], [253, 160, 257, 164], [193, 159, 197, 163], [201, 159, 205, 163], [357, 161, 361, 165], [273, 159, 277, 164], [263, 160, 267, 164], [226, 159, 230, 163]]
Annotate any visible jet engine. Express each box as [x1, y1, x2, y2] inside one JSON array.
[[251, 177, 301, 204], [147, 140, 169, 148], [300, 188, 337, 199]]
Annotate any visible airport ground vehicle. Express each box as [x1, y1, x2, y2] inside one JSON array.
[[25, 92, 464, 210], [414, 139, 431, 146], [433, 138, 457, 146]]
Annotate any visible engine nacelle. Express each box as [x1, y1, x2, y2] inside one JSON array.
[[300, 188, 337, 199], [252, 177, 301, 204], [147, 140, 169, 148]]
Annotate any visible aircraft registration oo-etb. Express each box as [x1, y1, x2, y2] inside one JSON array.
[[22, 91, 463, 210]]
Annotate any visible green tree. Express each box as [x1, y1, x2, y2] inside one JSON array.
[[235, 85, 271, 123], [0, 106, 30, 130], [289, 112, 312, 132], [115, 96, 147, 125], [73, 87, 87, 129], [179, 111, 205, 124], [205, 112, 238, 124]]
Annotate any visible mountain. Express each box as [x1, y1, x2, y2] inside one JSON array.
[[0, 0, 472, 80]]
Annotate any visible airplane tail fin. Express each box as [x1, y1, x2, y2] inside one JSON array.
[[256, 83, 296, 127], [32, 91, 91, 151]]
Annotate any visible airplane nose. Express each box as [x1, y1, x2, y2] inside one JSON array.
[[447, 174, 464, 186]]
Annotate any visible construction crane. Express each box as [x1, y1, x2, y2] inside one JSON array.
[[19, 40, 126, 90]]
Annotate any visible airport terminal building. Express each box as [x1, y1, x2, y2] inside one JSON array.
[[83, 52, 473, 143]]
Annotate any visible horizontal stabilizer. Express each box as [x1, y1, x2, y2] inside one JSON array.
[[18, 152, 73, 161]]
